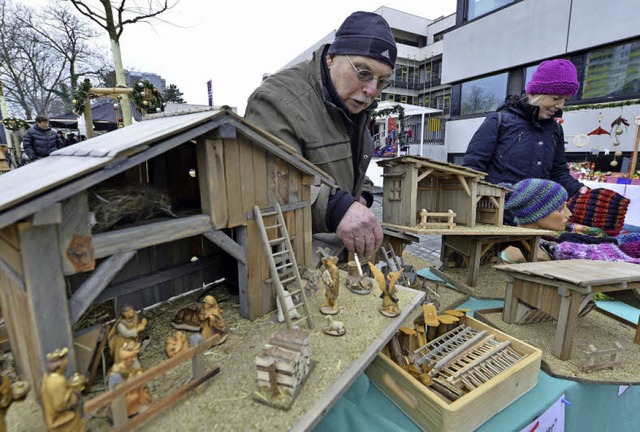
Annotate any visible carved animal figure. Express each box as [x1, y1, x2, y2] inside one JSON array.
[[320, 255, 340, 314], [171, 305, 203, 330], [324, 315, 346, 335]]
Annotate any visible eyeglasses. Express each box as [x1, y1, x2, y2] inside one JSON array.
[[346, 55, 392, 90]]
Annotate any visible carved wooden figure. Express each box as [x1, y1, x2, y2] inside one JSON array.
[[346, 257, 372, 295], [1, 371, 29, 432], [165, 330, 189, 358], [40, 347, 86, 432], [368, 262, 404, 318], [320, 256, 340, 315], [108, 341, 153, 419], [323, 315, 346, 337], [198, 295, 228, 345], [108, 304, 148, 363]]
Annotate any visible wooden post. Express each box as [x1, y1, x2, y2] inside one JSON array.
[[630, 117, 640, 177], [18, 220, 76, 384], [83, 99, 95, 139]]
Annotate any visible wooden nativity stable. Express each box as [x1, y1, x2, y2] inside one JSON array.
[[377, 156, 509, 229], [0, 108, 334, 391]]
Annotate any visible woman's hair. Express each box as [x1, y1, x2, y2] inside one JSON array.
[[526, 94, 547, 106]]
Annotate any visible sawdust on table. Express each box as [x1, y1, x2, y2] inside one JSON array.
[[5, 267, 423, 432]]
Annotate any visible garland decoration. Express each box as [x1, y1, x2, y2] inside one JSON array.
[[72, 79, 92, 115], [564, 99, 640, 112], [371, 103, 406, 142], [2, 117, 29, 131], [132, 80, 166, 114]]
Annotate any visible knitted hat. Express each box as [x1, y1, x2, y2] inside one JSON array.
[[505, 179, 568, 225], [525, 59, 579, 96], [566, 188, 630, 235], [327, 11, 397, 68]]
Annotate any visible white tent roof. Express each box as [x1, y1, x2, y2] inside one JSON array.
[[374, 101, 442, 117]]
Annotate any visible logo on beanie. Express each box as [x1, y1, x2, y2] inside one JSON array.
[[381, 50, 390, 59]]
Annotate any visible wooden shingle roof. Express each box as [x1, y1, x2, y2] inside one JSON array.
[[376, 155, 487, 179], [0, 109, 335, 228]]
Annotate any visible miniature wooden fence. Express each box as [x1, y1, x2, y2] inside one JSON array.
[[417, 209, 456, 229], [84, 335, 221, 431], [580, 342, 623, 372]]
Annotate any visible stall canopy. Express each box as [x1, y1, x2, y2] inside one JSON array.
[[374, 101, 442, 157], [48, 99, 142, 131]]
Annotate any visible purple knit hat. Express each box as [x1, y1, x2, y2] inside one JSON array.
[[526, 59, 579, 96], [327, 11, 397, 68], [505, 179, 568, 225]]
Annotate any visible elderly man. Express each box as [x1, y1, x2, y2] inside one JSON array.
[[21, 115, 63, 161], [245, 11, 396, 261]]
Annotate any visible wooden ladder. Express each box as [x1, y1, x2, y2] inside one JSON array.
[[254, 203, 313, 330], [380, 243, 412, 287]]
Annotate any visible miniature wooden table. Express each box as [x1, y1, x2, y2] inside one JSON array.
[[495, 259, 640, 360], [384, 223, 551, 287]]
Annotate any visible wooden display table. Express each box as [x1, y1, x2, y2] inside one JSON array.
[[495, 260, 640, 360], [384, 223, 551, 287]]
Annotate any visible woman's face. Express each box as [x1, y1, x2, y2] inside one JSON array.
[[533, 204, 571, 231], [534, 95, 570, 120]]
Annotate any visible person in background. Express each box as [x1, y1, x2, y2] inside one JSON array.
[[463, 59, 587, 225], [501, 178, 640, 265], [66, 133, 78, 146], [21, 115, 63, 161], [245, 11, 396, 261]]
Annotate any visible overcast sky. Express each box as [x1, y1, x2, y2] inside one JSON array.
[[22, 0, 457, 115]]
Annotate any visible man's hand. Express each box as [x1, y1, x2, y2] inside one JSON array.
[[335, 202, 383, 261]]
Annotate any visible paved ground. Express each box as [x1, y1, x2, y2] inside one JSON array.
[[371, 191, 442, 264]]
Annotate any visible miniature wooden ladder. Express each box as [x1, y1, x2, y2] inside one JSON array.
[[381, 243, 412, 288], [254, 203, 313, 330]]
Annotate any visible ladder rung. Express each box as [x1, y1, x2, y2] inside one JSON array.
[[288, 288, 301, 296], [265, 223, 282, 230], [292, 316, 308, 325], [280, 276, 296, 285], [273, 250, 289, 257], [276, 262, 293, 271], [269, 237, 286, 246], [261, 210, 278, 217]]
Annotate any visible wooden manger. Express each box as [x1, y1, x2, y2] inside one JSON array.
[[417, 208, 456, 229], [580, 342, 624, 372]]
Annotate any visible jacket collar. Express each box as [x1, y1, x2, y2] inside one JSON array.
[[500, 95, 561, 127]]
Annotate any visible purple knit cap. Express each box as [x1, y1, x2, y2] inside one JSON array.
[[526, 59, 579, 96], [505, 179, 568, 225]]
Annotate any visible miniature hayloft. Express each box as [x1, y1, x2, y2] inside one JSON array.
[[376, 156, 508, 228], [0, 109, 334, 390]]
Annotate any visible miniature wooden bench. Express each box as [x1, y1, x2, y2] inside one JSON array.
[[496, 259, 640, 360]]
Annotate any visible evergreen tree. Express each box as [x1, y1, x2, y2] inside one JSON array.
[[164, 84, 186, 104]]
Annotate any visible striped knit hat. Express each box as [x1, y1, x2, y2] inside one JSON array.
[[566, 188, 629, 235], [505, 179, 568, 225]]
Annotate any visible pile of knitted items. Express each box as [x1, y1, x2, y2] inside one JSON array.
[[617, 232, 640, 258], [553, 242, 640, 263], [566, 188, 629, 235]]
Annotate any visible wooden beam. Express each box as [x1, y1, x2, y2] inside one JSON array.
[[416, 168, 433, 183], [203, 229, 246, 264], [69, 251, 137, 324], [94, 256, 217, 303], [92, 215, 212, 259], [32, 204, 62, 226], [456, 174, 471, 197]]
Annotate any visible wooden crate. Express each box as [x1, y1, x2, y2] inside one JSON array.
[[365, 316, 541, 431]]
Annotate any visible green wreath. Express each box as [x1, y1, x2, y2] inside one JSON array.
[[72, 79, 92, 115], [132, 80, 166, 114], [2, 117, 29, 131], [371, 103, 406, 142]]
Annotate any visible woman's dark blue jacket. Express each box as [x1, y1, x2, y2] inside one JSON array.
[[463, 96, 583, 197]]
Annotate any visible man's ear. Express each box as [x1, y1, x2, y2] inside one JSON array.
[[326, 55, 335, 68]]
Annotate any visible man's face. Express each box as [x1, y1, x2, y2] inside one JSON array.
[[327, 55, 392, 115], [36, 120, 50, 130]]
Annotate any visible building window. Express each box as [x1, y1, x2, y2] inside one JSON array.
[[460, 73, 508, 115], [466, 0, 516, 21], [582, 40, 640, 99], [434, 32, 444, 42], [401, 95, 408, 104]]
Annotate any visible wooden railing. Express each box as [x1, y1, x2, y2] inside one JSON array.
[[83, 335, 221, 431]]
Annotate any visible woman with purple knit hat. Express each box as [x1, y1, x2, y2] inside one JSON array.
[[463, 59, 588, 225]]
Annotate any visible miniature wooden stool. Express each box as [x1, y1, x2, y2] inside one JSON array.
[[496, 259, 640, 360]]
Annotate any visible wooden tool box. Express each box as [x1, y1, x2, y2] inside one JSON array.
[[365, 316, 541, 431]]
